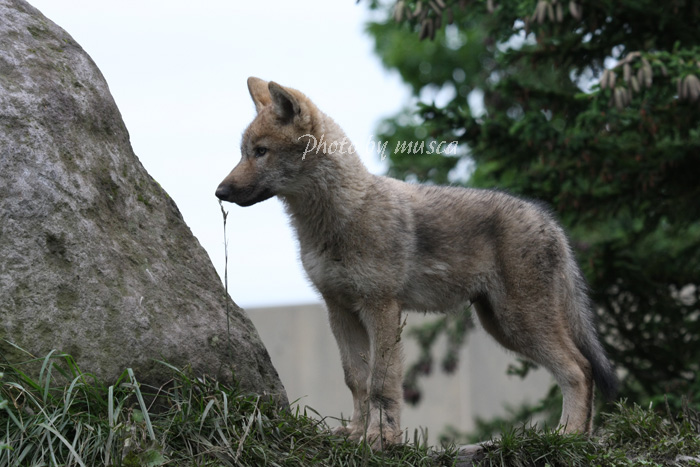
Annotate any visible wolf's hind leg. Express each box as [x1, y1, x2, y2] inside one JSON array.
[[547, 345, 594, 434], [474, 297, 594, 434]]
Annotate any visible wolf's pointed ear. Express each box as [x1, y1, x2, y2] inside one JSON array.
[[268, 82, 302, 124], [247, 77, 271, 113]]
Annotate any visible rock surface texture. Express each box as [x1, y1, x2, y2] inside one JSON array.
[[0, 0, 286, 401]]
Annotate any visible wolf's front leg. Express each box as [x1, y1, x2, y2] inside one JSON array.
[[325, 297, 371, 440], [359, 300, 404, 449]]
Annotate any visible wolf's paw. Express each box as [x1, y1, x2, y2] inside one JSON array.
[[361, 425, 402, 450], [332, 424, 364, 441], [331, 425, 353, 437]]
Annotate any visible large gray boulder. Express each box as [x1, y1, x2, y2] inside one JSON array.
[[0, 0, 286, 401]]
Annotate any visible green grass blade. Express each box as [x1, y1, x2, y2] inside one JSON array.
[[153, 359, 183, 375], [62, 374, 84, 419], [235, 400, 259, 462], [199, 398, 216, 433], [222, 391, 229, 426], [1, 395, 23, 431], [38, 349, 57, 403], [38, 422, 87, 467], [127, 368, 155, 441], [108, 385, 114, 428]]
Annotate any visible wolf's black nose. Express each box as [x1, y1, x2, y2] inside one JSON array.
[[215, 185, 231, 201]]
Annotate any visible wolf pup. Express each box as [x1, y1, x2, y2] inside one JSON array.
[[216, 77, 618, 448]]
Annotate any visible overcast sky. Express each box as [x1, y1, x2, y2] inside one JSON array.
[[29, 0, 409, 308]]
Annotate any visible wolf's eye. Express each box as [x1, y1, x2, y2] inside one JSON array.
[[254, 147, 268, 158]]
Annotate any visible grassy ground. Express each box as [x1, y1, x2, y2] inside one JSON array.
[[1, 349, 699, 466]]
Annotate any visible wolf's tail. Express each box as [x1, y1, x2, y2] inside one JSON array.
[[567, 257, 619, 401]]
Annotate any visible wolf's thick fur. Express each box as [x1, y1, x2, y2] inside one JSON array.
[[216, 77, 618, 448]]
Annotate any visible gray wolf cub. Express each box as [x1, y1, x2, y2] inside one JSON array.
[[216, 77, 617, 448]]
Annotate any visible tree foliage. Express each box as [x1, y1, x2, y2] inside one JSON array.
[[363, 0, 700, 435]]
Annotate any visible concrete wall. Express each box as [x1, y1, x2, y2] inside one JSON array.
[[247, 303, 553, 442]]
